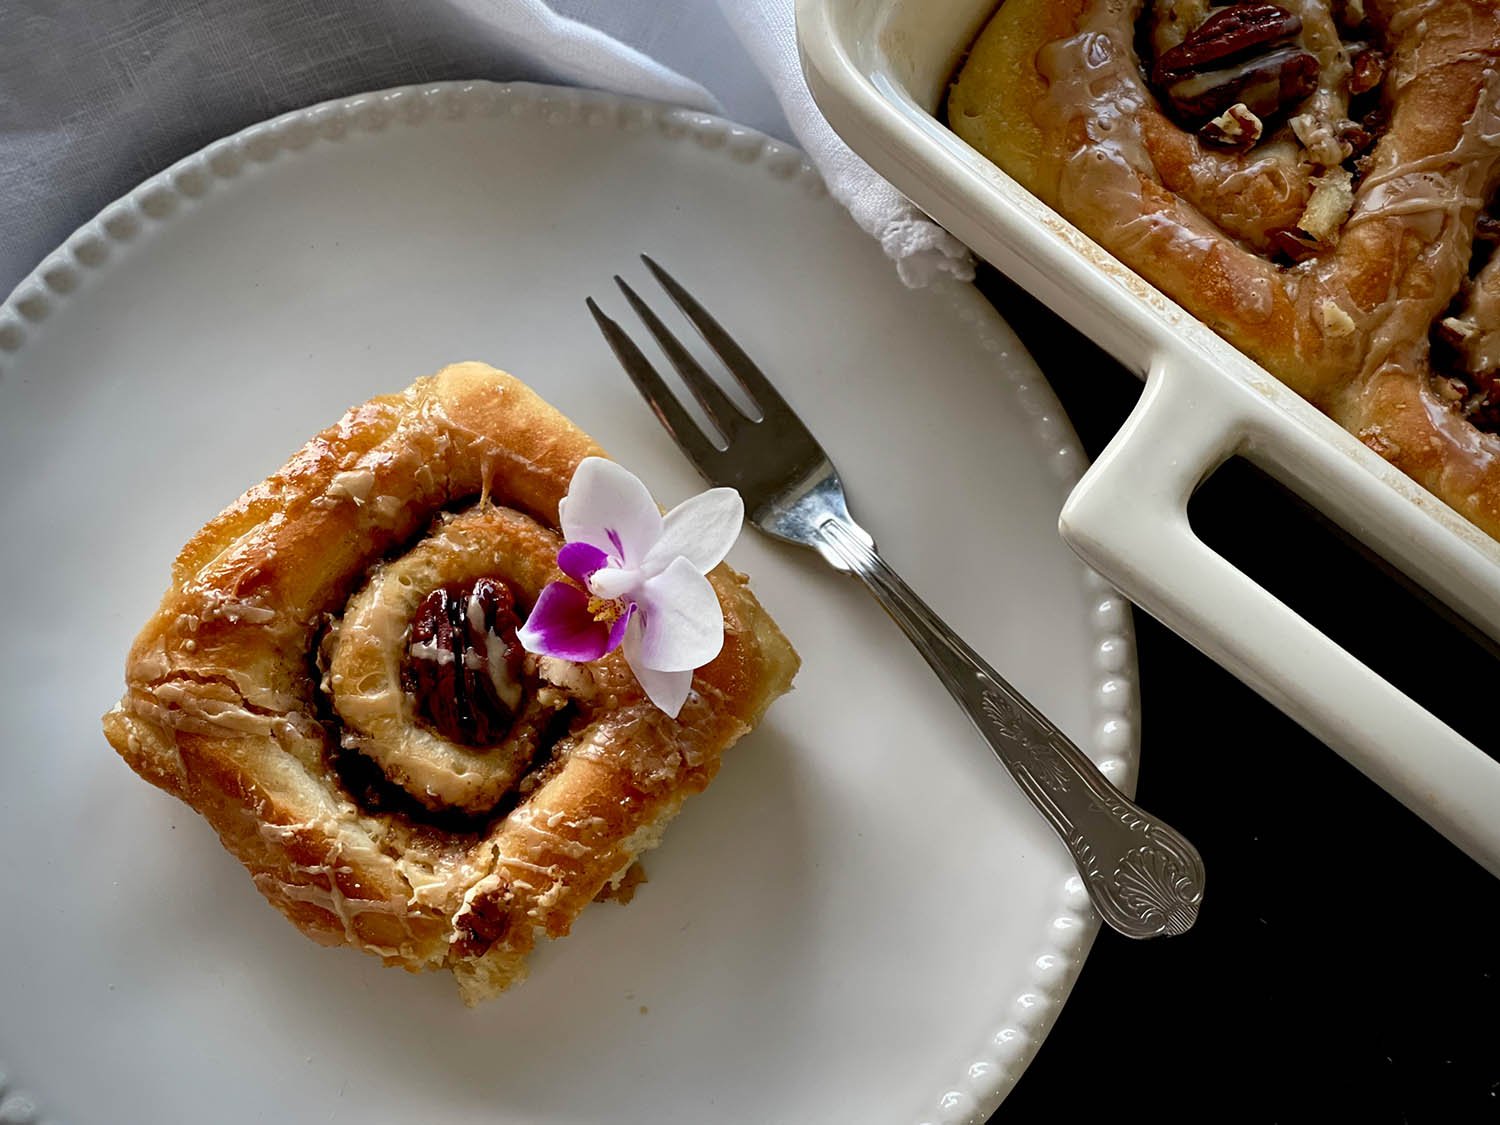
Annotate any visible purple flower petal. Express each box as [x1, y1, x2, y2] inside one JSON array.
[[557, 541, 609, 585], [516, 582, 613, 662]]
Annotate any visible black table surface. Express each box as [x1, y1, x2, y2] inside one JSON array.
[[972, 267, 1500, 1123]]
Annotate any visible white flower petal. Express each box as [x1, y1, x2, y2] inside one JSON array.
[[632, 664, 694, 718], [587, 566, 642, 600], [641, 487, 744, 576], [558, 457, 661, 566], [632, 557, 725, 672], [623, 617, 694, 718]]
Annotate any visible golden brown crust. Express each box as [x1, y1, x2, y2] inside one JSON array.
[[102, 361, 799, 1003], [950, 0, 1500, 541]]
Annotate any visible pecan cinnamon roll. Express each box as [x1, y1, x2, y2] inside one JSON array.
[[951, 0, 1500, 538], [102, 362, 798, 1003]]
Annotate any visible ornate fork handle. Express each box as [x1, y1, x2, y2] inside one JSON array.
[[818, 517, 1205, 938]]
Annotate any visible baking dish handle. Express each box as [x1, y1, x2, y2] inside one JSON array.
[[1059, 356, 1500, 877]]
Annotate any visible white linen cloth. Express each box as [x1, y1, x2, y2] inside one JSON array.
[[0, 0, 973, 295]]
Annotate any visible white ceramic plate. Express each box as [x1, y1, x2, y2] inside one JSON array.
[[0, 82, 1136, 1125]]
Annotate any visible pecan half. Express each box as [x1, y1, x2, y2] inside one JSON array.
[[405, 577, 526, 746], [1153, 3, 1303, 84], [1163, 46, 1320, 126]]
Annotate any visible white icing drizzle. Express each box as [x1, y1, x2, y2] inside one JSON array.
[[410, 637, 454, 664], [507, 806, 594, 859], [197, 594, 276, 625]]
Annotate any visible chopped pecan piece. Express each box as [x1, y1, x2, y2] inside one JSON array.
[[1200, 102, 1264, 148], [1335, 119, 1374, 155], [1437, 316, 1479, 352], [452, 880, 514, 957], [1291, 111, 1354, 166], [1348, 46, 1387, 96]]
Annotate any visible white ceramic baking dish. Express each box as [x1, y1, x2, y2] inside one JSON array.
[[798, 0, 1500, 875]]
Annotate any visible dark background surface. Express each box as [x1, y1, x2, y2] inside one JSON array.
[[975, 266, 1500, 1124]]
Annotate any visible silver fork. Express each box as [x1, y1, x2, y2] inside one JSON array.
[[588, 256, 1205, 939]]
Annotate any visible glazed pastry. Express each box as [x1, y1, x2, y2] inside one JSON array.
[[102, 362, 799, 1003], [950, 0, 1500, 539]]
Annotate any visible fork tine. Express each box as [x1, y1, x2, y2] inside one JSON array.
[[585, 297, 724, 468], [613, 276, 749, 438], [641, 255, 795, 423]]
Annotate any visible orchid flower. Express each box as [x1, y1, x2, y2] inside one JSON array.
[[516, 457, 743, 718]]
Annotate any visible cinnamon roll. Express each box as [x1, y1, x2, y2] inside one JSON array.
[[102, 362, 799, 1003], [951, 0, 1500, 539]]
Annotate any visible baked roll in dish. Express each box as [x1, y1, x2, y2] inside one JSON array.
[[102, 362, 798, 1003], [951, 0, 1500, 539]]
